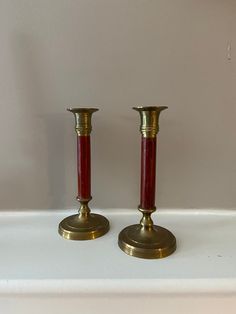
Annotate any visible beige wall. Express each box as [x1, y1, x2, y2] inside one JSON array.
[[0, 0, 235, 210]]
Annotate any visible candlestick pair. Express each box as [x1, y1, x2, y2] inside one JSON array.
[[58, 107, 176, 259]]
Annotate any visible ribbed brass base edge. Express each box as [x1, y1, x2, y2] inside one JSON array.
[[58, 213, 109, 240], [118, 224, 176, 259]]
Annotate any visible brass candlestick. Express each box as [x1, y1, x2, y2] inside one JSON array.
[[118, 106, 176, 259], [58, 108, 109, 240]]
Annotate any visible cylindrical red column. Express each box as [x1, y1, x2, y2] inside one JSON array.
[[140, 137, 156, 209], [77, 136, 91, 200]]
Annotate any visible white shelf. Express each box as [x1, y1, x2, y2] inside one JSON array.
[[1, 209, 236, 313]]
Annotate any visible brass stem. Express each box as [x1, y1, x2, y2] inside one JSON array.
[[139, 207, 156, 231], [77, 198, 91, 220]]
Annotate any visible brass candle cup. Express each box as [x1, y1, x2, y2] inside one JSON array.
[[118, 106, 176, 259], [58, 108, 109, 240]]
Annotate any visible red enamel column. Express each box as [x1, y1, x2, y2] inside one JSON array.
[[133, 106, 168, 210], [77, 136, 91, 200], [140, 137, 156, 209]]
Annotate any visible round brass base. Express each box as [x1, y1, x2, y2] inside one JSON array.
[[118, 224, 176, 259], [58, 213, 109, 240]]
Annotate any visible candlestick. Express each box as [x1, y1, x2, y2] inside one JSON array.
[[118, 106, 176, 258], [58, 108, 109, 240]]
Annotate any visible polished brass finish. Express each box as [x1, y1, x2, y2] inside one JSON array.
[[67, 107, 98, 136], [133, 106, 168, 138], [58, 107, 109, 240], [59, 198, 109, 240], [118, 106, 176, 258], [118, 207, 176, 259]]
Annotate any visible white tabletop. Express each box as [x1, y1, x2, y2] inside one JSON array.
[[0, 209, 236, 295]]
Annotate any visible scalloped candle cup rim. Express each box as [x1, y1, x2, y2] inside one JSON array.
[[67, 108, 99, 113], [133, 106, 168, 111]]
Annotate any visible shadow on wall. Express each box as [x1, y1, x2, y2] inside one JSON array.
[[1, 32, 69, 209], [4, 32, 139, 210], [92, 111, 139, 210], [42, 113, 68, 210]]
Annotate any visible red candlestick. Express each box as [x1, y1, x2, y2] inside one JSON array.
[[59, 107, 109, 241], [77, 136, 91, 200], [118, 106, 176, 260], [140, 137, 156, 209]]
